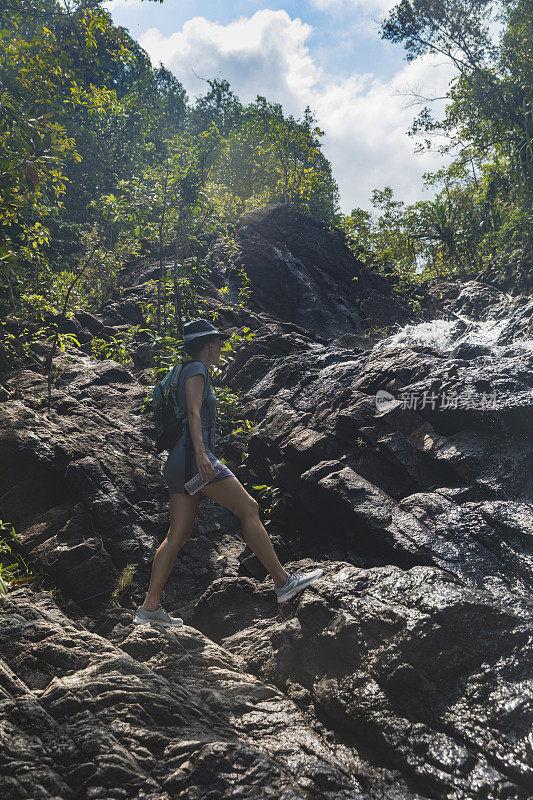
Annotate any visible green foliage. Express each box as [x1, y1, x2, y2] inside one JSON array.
[[252, 483, 293, 530], [0, 1, 342, 333], [110, 563, 137, 606], [245, 469, 293, 530], [0, 317, 48, 367], [0, 521, 20, 595], [0, 519, 50, 595], [207, 95, 339, 221], [91, 325, 149, 364], [214, 325, 255, 372], [513, 99, 533, 193], [0, 10, 81, 308], [364, 0, 533, 287], [340, 150, 532, 300], [38, 328, 81, 353], [20, 292, 57, 322], [213, 384, 252, 455], [2, 0, 531, 408]]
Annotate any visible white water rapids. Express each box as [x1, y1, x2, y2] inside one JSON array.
[[373, 305, 533, 356]]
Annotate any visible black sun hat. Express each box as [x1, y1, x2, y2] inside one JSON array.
[[183, 318, 231, 344]]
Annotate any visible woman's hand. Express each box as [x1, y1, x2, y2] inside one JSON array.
[[196, 450, 216, 483]]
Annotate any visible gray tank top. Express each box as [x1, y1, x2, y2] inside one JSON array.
[[176, 360, 217, 449]]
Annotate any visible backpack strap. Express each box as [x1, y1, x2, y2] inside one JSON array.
[[203, 368, 212, 402], [170, 361, 184, 405]]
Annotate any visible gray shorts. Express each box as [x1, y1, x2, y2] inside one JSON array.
[[162, 428, 235, 495]]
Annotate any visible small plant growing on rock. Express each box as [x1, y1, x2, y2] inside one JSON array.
[[0, 323, 22, 367], [20, 293, 57, 322], [36, 328, 81, 353], [0, 520, 47, 595], [239, 466, 293, 530], [248, 483, 293, 530], [214, 384, 254, 453], [365, 324, 394, 338], [91, 325, 151, 365], [110, 563, 137, 606], [1, 320, 49, 367]]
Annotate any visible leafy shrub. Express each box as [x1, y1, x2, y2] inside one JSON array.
[[91, 325, 150, 364], [20, 292, 57, 322], [0, 520, 49, 595]]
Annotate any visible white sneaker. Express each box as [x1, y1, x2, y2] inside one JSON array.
[[274, 568, 324, 603], [134, 603, 183, 627]]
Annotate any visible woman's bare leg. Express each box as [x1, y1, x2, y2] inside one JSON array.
[[200, 476, 289, 587], [142, 491, 201, 610]]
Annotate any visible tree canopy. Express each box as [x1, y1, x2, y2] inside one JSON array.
[[0, 0, 339, 321], [1, 0, 532, 333], [339, 0, 533, 295]]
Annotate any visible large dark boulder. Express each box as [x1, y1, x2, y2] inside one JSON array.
[[207, 202, 414, 339]]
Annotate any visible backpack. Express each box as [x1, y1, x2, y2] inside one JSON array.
[[152, 360, 212, 454]]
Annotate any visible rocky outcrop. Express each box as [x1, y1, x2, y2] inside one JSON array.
[[207, 202, 414, 339], [187, 562, 533, 800], [0, 203, 532, 799], [0, 589, 374, 800], [0, 351, 249, 613], [224, 282, 533, 606]]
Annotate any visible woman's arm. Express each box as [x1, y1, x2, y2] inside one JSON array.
[[185, 373, 216, 482]]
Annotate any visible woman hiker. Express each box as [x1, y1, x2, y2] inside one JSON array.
[[135, 318, 323, 627]]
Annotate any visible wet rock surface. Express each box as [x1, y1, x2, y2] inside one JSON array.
[[224, 287, 532, 605], [188, 562, 533, 800], [0, 589, 376, 800], [0, 202, 532, 799]]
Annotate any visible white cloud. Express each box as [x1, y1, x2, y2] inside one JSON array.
[[313, 54, 457, 211], [138, 9, 457, 213], [140, 11, 320, 100]]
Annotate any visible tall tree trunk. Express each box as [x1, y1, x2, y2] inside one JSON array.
[[173, 204, 185, 337], [157, 159, 170, 335]]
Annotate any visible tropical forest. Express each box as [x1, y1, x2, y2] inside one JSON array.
[[0, 1, 532, 798]]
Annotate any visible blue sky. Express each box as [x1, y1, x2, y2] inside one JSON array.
[[103, 0, 460, 213]]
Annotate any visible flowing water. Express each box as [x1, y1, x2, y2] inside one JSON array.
[[372, 302, 533, 356]]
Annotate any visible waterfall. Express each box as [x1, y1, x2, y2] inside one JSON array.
[[372, 304, 533, 356]]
